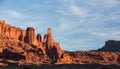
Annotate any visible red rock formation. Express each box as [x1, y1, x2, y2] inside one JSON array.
[[26, 52, 40, 62], [19, 32, 24, 42], [1, 20, 120, 66], [43, 28, 63, 60], [25, 27, 36, 44], [45, 28, 54, 46], [0, 20, 26, 40], [57, 51, 120, 64], [0, 20, 5, 34], [0, 20, 63, 64], [37, 34, 42, 42]]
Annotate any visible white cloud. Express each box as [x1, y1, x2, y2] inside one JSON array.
[[55, 0, 120, 50], [0, 0, 119, 51], [0, 10, 24, 26], [89, 31, 120, 39], [58, 0, 120, 32], [0, 10, 23, 19], [7, 10, 23, 18], [70, 4, 89, 17]]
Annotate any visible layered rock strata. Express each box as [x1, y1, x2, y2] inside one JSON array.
[[0, 20, 63, 64], [0, 20, 120, 66]]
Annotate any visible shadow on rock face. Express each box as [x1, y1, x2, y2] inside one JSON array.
[[1, 49, 25, 61]]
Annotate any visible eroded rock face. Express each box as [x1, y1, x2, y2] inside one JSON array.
[[25, 27, 36, 45], [0, 20, 63, 64], [37, 34, 42, 42], [1, 20, 120, 65], [43, 28, 63, 60], [0, 33, 46, 63], [0, 20, 26, 41], [57, 51, 120, 64]]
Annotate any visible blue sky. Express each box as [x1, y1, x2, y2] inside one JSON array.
[[0, 0, 120, 51]]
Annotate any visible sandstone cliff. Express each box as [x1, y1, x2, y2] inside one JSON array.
[[0, 20, 63, 65], [0, 20, 26, 40], [0, 20, 120, 66], [43, 28, 63, 60]]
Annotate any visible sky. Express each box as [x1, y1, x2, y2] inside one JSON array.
[[0, 0, 120, 51]]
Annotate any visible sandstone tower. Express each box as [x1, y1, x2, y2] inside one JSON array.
[[43, 28, 63, 60], [0, 20, 63, 62], [25, 27, 36, 44], [37, 34, 42, 42]]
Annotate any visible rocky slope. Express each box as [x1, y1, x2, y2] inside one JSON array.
[[57, 51, 120, 64], [0, 20, 120, 66]]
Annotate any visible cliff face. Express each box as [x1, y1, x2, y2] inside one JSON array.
[[0, 20, 63, 64], [43, 28, 63, 60], [0, 20, 120, 66], [0, 20, 42, 46], [25, 27, 37, 45], [0, 20, 26, 40], [97, 40, 120, 52]]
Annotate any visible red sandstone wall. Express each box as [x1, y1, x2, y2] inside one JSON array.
[[0, 20, 26, 40], [0, 20, 63, 61]]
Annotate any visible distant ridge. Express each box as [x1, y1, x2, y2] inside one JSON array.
[[97, 40, 120, 52]]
